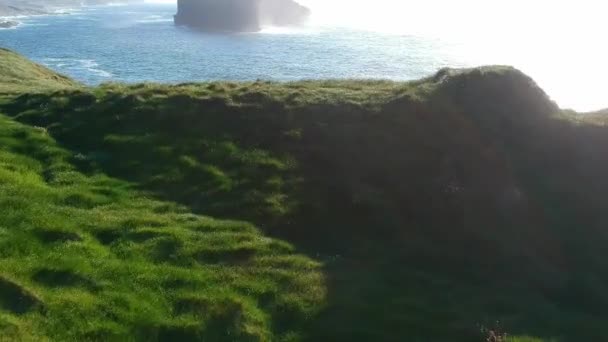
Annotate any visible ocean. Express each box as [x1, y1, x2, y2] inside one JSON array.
[[0, 2, 605, 111]]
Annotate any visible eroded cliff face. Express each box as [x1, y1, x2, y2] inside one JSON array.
[[174, 0, 310, 32]]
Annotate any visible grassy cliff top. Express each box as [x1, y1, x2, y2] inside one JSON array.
[[1, 48, 608, 341], [0, 48, 78, 94]]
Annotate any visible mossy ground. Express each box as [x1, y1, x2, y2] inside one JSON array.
[[1, 49, 608, 341]]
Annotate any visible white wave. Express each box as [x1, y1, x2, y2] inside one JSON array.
[[41, 58, 113, 78], [69, 15, 101, 21], [259, 25, 318, 35], [52, 8, 80, 14], [0, 6, 83, 25], [81, 2, 127, 8], [134, 14, 172, 24], [79, 59, 113, 77], [20, 22, 49, 27], [1, 15, 28, 19]]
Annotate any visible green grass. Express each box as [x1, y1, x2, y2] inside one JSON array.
[[0, 48, 79, 94], [0, 114, 325, 340], [507, 337, 557, 342], [1, 48, 608, 341]]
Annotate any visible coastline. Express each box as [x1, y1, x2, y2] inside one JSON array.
[[0, 1, 55, 18], [0, 1, 135, 29], [0, 7, 71, 30]]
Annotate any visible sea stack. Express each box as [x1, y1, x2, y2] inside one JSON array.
[[174, 0, 311, 32]]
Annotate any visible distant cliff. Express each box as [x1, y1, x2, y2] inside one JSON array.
[[0, 0, 141, 17], [174, 0, 311, 32]]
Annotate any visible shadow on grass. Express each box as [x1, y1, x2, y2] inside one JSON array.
[[2, 78, 608, 340], [0, 276, 44, 315]]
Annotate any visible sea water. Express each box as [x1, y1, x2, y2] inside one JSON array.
[[0, 3, 605, 111]]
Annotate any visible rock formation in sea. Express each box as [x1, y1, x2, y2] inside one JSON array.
[[174, 0, 311, 32], [0, 20, 19, 29]]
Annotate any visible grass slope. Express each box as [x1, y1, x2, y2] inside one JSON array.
[[0, 113, 325, 341], [0, 48, 78, 94], [2, 48, 608, 341]]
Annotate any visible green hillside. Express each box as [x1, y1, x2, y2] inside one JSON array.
[[0, 48, 78, 94], [1, 48, 608, 341]]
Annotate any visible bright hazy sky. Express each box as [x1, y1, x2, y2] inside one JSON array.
[[146, 0, 607, 110], [309, 1, 605, 38], [151, 0, 605, 37]]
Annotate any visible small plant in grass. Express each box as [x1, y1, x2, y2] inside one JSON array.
[[480, 321, 508, 342]]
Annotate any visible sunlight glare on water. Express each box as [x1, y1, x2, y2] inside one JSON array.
[[299, 0, 608, 111], [1, 0, 606, 111]]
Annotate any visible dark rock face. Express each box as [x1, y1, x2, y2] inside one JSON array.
[[175, 0, 311, 32]]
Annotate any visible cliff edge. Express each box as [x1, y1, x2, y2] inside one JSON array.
[[174, 0, 311, 32], [0, 48, 78, 93]]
